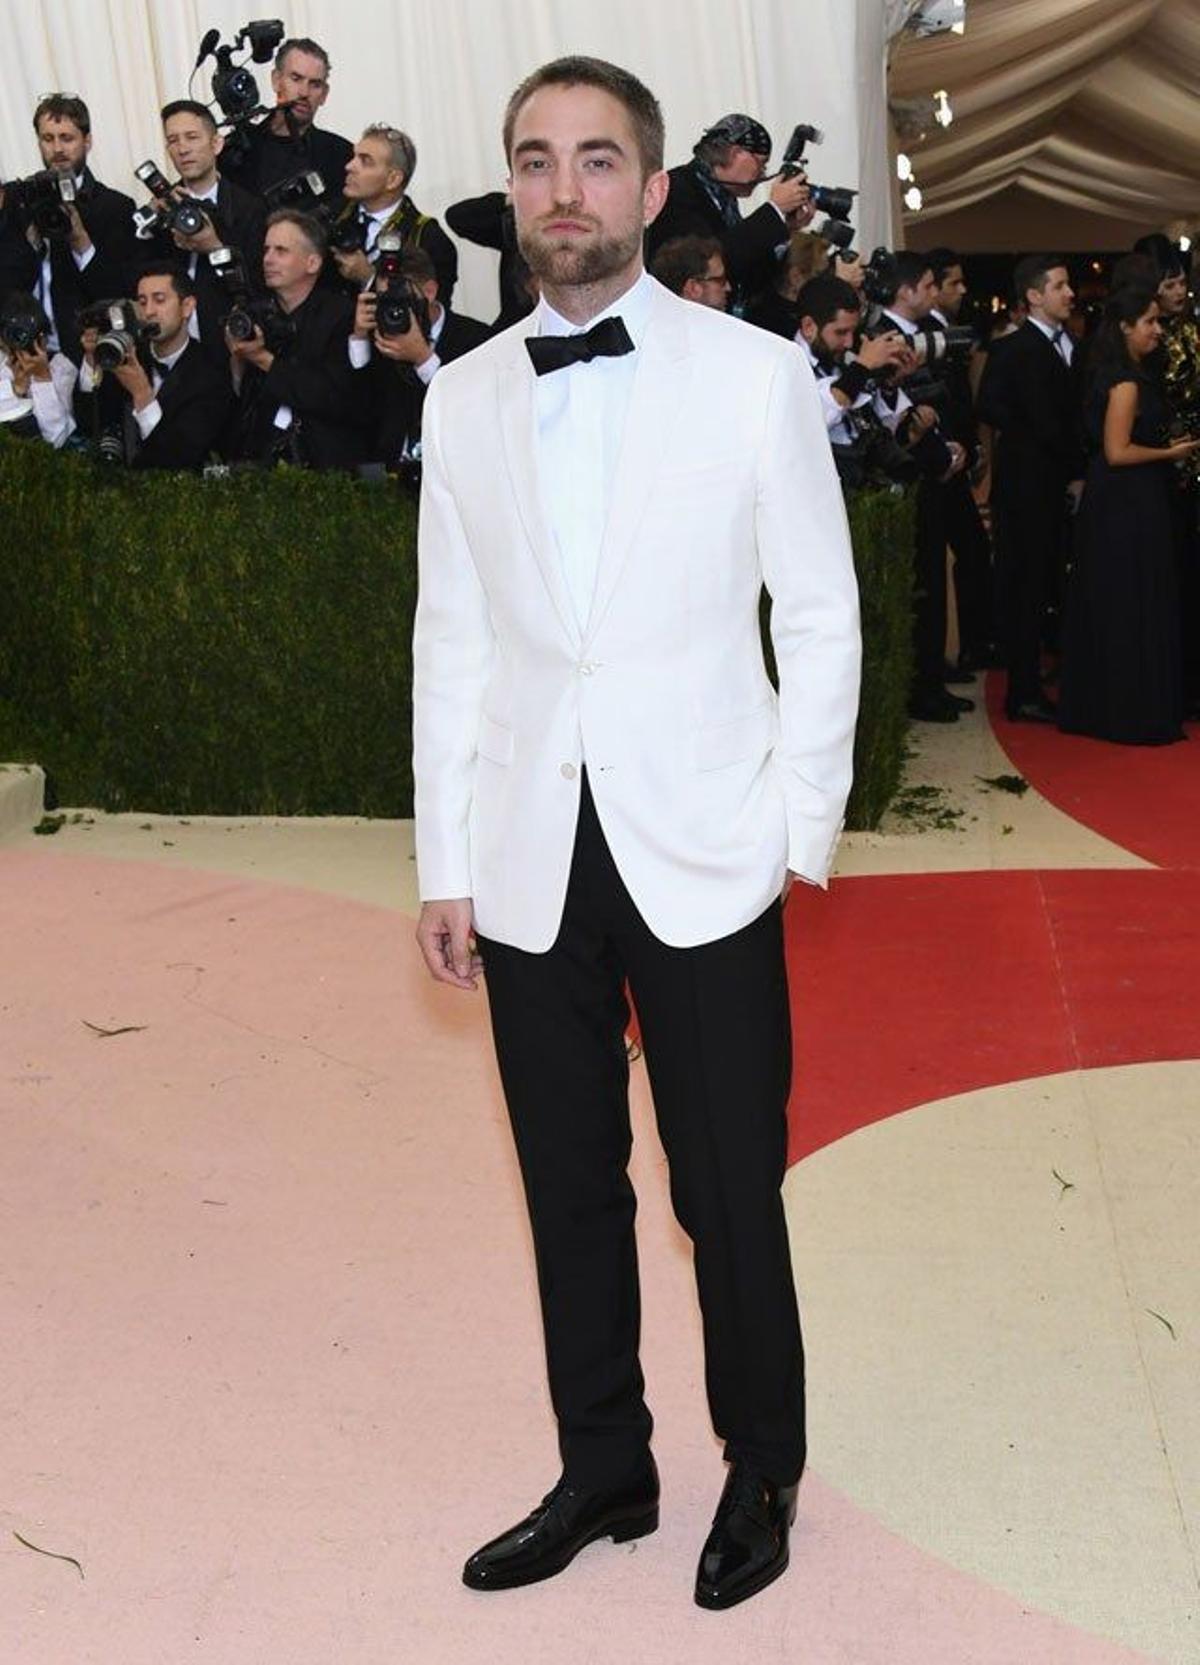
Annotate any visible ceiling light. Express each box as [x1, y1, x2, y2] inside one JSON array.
[[897, 152, 914, 182], [904, 185, 924, 212], [1180, 235, 1192, 252], [934, 90, 953, 128]]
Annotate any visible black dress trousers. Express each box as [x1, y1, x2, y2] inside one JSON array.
[[475, 771, 805, 1492]]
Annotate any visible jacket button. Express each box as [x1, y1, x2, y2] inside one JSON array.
[[560, 762, 577, 780]]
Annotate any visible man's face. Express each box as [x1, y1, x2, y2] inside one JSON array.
[[36, 115, 90, 175], [271, 50, 329, 126], [897, 269, 937, 320], [684, 253, 731, 310], [1031, 266, 1074, 323], [935, 263, 967, 318], [1158, 271, 1189, 318], [136, 274, 193, 346], [344, 136, 403, 205], [163, 113, 222, 183], [509, 84, 667, 291], [807, 310, 859, 361], [711, 144, 767, 197], [262, 220, 321, 293]]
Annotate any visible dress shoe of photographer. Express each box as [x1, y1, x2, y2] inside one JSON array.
[[908, 690, 960, 723], [694, 1465, 799, 1611], [1005, 697, 1057, 724], [462, 1459, 659, 1591], [945, 689, 976, 713]]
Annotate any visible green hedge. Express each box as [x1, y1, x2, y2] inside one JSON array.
[[0, 437, 911, 826]]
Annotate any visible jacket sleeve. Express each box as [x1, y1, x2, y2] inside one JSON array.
[[411, 374, 496, 900], [755, 348, 862, 886], [444, 193, 506, 251]]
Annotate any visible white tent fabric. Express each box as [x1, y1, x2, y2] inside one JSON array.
[[891, 0, 1200, 249], [0, 0, 894, 319]]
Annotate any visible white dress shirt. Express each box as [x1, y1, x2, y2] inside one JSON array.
[[533, 268, 655, 633], [131, 338, 192, 441], [1029, 313, 1074, 366], [0, 346, 78, 446], [800, 338, 911, 445], [34, 172, 95, 352]]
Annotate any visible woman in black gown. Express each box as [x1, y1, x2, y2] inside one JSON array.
[[1059, 284, 1200, 744]]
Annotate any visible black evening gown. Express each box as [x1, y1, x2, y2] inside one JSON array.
[[1058, 369, 1184, 744]]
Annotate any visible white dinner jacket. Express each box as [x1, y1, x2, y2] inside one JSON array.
[[413, 277, 861, 952]]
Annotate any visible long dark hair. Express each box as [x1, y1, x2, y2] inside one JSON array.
[[1085, 282, 1160, 396]]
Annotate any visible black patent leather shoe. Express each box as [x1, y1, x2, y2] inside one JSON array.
[[694, 1465, 799, 1610], [462, 1459, 659, 1591]]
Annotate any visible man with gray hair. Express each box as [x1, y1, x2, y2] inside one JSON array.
[[330, 124, 457, 306], [218, 36, 352, 200]]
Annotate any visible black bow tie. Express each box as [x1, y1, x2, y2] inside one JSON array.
[[526, 315, 635, 376]]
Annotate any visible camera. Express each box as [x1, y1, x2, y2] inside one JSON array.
[[78, 299, 160, 371], [0, 293, 49, 354], [194, 19, 285, 122], [777, 125, 858, 225], [371, 232, 433, 338], [132, 160, 211, 241], [209, 244, 296, 353], [2, 169, 77, 240], [262, 169, 327, 212]]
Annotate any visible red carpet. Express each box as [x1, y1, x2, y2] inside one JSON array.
[[985, 671, 1200, 869], [785, 870, 1200, 1163]]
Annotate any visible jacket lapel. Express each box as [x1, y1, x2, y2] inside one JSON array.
[[495, 320, 582, 648], [582, 283, 689, 648]]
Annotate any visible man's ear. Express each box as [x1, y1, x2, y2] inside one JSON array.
[[642, 168, 670, 228]]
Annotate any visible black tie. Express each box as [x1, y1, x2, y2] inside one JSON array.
[[526, 315, 635, 376]]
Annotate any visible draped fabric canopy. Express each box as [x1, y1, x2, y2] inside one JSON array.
[[0, 0, 894, 319], [890, 0, 1200, 250]]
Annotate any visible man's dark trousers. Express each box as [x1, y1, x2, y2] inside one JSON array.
[[476, 771, 805, 1493]]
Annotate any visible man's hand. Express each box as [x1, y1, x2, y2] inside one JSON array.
[[891, 344, 921, 381], [12, 343, 53, 392], [374, 314, 433, 367], [939, 440, 968, 482], [112, 346, 154, 410], [769, 172, 811, 218], [333, 246, 373, 288], [226, 324, 273, 374], [65, 203, 93, 259], [906, 404, 937, 436], [416, 899, 481, 991], [352, 291, 377, 341], [855, 331, 908, 374], [173, 219, 223, 256]]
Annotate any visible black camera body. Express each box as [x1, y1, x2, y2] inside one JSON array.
[[77, 299, 160, 370], [209, 244, 296, 353], [132, 160, 212, 241], [3, 169, 77, 240], [198, 19, 285, 122], [778, 124, 858, 230], [372, 232, 432, 339], [0, 293, 49, 353], [262, 169, 327, 212]]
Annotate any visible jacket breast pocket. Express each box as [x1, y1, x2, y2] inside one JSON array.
[[476, 714, 515, 766], [694, 703, 776, 773]]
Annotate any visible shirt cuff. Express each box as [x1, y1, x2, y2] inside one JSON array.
[[133, 398, 163, 440], [415, 352, 441, 386], [73, 244, 96, 272], [348, 336, 372, 369]]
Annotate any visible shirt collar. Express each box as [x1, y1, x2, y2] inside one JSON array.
[[1029, 315, 1061, 341], [151, 337, 190, 372], [536, 267, 656, 344], [363, 196, 404, 223], [882, 307, 918, 337], [929, 308, 948, 328]]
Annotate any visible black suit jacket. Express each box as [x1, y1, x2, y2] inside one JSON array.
[[134, 341, 234, 470], [142, 178, 267, 363], [217, 119, 353, 201], [366, 307, 491, 468], [645, 162, 786, 306], [234, 284, 371, 470], [0, 168, 137, 363], [325, 194, 459, 309], [977, 320, 1084, 511]]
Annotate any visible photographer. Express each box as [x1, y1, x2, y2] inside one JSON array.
[[326, 126, 457, 309], [76, 267, 233, 469], [0, 95, 137, 364], [217, 37, 352, 200], [794, 274, 921, 483], [866, 249, 972, 722], [744, 231, 827, 338], [0, 292, 77, 447], [644, 114, 814, 313], [350, 245, 488, 477], [444, 191, 536, 328], [227, 209, 370, 469], [927, 247, 995, 677], [648, 237, 730, 310], [140, 101, 266, 359]]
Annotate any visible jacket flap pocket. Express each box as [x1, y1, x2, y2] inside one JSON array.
[[477, 714, 515, 766], [694, 703, 775, 773]]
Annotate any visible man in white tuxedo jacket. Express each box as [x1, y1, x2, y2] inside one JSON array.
[[413, 57, 860, 1611]]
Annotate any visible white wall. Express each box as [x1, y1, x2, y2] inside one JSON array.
[[0, 0, 891, 318]]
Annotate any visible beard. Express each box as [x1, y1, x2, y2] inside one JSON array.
[[518, 211, 644, 289]]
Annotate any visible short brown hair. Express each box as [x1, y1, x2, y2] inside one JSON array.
[[275, 37, 332, 76], [650, 236, 722, 295], [33, 94, 90, 136], [503, 56, 664, 177]]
